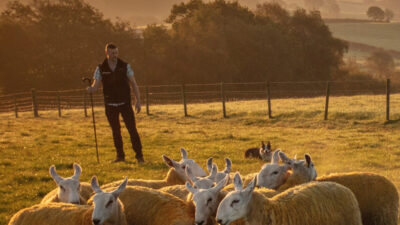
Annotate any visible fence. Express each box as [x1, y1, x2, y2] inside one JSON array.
[[0, 80, 399, 121]]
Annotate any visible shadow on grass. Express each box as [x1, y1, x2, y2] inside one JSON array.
[[384, 118, 400, 125]]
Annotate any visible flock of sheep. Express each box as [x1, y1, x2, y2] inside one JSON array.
[[8, 146, 399, 225]]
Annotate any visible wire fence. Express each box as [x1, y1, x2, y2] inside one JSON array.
[[0, 80, 399, 121]]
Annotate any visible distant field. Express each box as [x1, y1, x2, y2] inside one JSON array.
[[1, 94, 400, 224], [327, 22, 400, 52]]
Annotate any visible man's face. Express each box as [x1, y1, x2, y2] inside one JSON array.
[[106, 48, 119, 62]]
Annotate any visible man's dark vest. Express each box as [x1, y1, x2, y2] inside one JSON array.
[[98, 58, 131, 104]]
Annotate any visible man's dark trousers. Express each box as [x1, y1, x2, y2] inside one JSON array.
[[105, 103, 143, 160]]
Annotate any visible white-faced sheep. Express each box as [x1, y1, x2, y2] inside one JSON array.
[[206, 158, 232, 183], [256, 149, 291, 189], [216, 173, 362, 225], [101, 148, 207, 190], [9, 176, 128, 225], [272, 152, 399, 225], [102, 185, 195, 225], [41, 163, 92, 205]]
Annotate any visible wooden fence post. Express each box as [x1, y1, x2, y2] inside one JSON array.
[[57, 91, 61, 117], [83, 91, 88, 117], [324, 81, 331, 120], [145, 86, 150, 115], [386, 79, 390, 121], [221, 82, 226, 118], [14, 96, 18, 118], [266, 81, 272, 119], [31, 88, 39, 117], [182, 84, 188, 117]]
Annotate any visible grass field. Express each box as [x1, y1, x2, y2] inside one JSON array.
[[1, 94, 400, 224]]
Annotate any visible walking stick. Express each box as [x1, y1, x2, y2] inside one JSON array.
[[82, 77, 100, 163]]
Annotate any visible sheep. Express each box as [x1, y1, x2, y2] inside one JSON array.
[[101, 148, 207, 190], [102, 185, 195, 225], [185, 175, 229, 225], [275, 152, 399, 225], [256, 149, 291, 189], [206, 158, 232, 183], [186, 163, 218, 189], [244, 141, 271, 160], [41, 163, 91, 205], [9, 176, 128, 225], [216, 173, 362, 225]]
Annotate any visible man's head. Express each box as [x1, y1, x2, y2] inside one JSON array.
[[105, 43, 118, 62]]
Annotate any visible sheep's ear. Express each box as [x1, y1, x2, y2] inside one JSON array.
[[213, 174, 229, 192], [233, 172, 243, 191], [112, 177, 128, 198], [49, 165, 63, 184], [91, 176, 102, 194], [266, 141, 271, 150], [185, 181, 198, 194], [180, 148, 188, 160], [271, 149, 281, 164], [305, 154, 312, 168], [185, 165, 199, 182], [244, 176, 257, 194], [207, 157, 213, 173], [208, 164, 218, 180], [224, 158, 232, 174], [279, 151, 290, 163], [293, 154, 297, 160], [71, 163, 82, 181], [162, 155, 176, 168]]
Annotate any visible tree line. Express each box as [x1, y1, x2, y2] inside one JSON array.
[[0, 0, 353, 94]]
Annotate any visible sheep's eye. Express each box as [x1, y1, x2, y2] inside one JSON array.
[[106, 200, 113, 208], [231, 199, 240, 207], [60, 186, 66, 192], [207, 198, 212, 204], [272, 171, 279, 175], [181, 166, 186, 169]]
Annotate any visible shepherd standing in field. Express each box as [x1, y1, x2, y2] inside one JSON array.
[[87, 43, 144, 164]]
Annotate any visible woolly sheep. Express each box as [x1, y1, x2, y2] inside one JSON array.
[[256, 149, 291, 189], [9, 176, 128, 225], [101, 148, 207, 190], [102, 185, 195, 225], [41, 163, 90, 205], [206, 158, 232, 183], [275, 153, 399, 225], [185, 175, 229, 225], [216, 173, 362, 225]]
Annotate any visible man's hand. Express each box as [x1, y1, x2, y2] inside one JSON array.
[[135, 101, 141, 113]]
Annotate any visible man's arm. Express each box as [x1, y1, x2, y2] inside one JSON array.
[[87, 66, 101, 93], [127, 64, 141, 113]]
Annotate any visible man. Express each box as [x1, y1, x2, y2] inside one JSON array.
[[87, 43, 144, 163]]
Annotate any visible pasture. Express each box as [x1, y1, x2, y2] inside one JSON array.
[[1, 94, 400, 224]]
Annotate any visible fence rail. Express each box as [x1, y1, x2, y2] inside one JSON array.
[[0, 80, 399, 121]]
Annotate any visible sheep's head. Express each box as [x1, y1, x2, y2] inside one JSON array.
[[216, 173, 256, 225], [49, 163, 82, 204], [279, 152, 317, 181], [91, 176, 127, 225], [162, 148, 207, 182], [187, 164, 217, 189], [187, 174, 229, 225], [207, 158, 232, 183]]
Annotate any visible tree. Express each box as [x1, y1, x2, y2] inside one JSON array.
[[384, 9, 394, 22], [367, 6, 385, 21], [366, 49, 395, 79]]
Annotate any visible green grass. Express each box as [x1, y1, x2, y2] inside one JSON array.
[[1, 94, 400, 224]]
